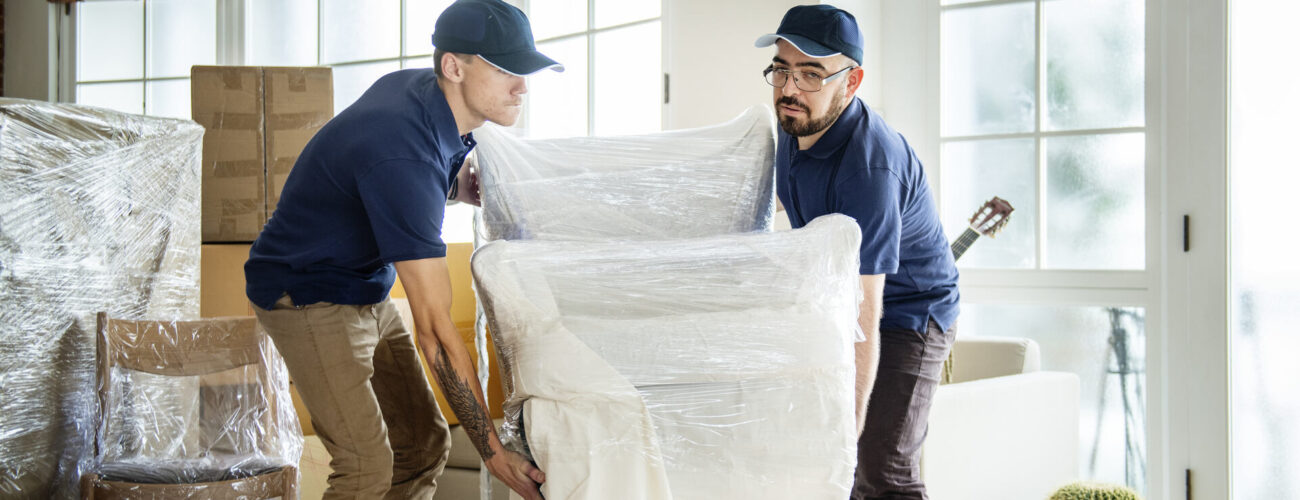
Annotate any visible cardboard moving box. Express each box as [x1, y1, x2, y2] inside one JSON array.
[[193, 66, 333, 243]]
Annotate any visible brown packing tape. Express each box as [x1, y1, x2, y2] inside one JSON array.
[[221, 69, 247, 90], [191, 66, 262, 116], [208, 159, 264, 179], [265, 111, 331, 131], [202, 174, 263, 242], [193, 111, 263, 131], [264, 67, 334, 115], [287, 72, 307, 92], [220, 198, 263, 218]]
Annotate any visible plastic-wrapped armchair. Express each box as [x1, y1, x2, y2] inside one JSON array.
[[81, 313, 303, 499]]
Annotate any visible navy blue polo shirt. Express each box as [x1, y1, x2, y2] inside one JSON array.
[[244, 69, 473, 310], [776, 97, 959, 333]]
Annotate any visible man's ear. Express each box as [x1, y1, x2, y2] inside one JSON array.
[[441, 52, 467, 83], [845, 66, 864, 96]]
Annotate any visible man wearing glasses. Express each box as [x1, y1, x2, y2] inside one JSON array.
[[756, 5, 960, 500]]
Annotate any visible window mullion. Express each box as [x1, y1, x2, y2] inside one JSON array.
[[586, 0, 596, 136], [141, 0, 149, 114], [215, 0, 245, 65], [317, 0, 323, 66], [1034, 0, 1047, 270]]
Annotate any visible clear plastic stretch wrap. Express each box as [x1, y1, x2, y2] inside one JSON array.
[[472, 215, 864, 500], [85, 315, 302, 498], [474, 106, 777, 241], [0, 99, 203, 498]]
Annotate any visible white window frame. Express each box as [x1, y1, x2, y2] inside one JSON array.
[[520, 0, 666, 136], [880, 1, 1233, 498], [65, 0, 458, 117]]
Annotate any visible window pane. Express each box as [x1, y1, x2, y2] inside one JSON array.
[[1045, 133, 1144, 270], [442, 202, 475, 244], [593, 21, 661, 136], [527, 37, 588, 139], [146, 0, 215, 78], [322, 0, 400, 64], [332, 61, 402, 115], [941, 139, 1036, 268], [1045, 0, 1144, 131], [940, 3, 1035, 136], [1230, 1, 1300, 497], [528, 0, 587, 41], [77, 82, 144, 116], [594, 0, 658, 29], [247, 0, 318, 66], [78, 0, 144, 82], [960, 304, 1147, 495], [146, 79, 191, 120], [405, 0, 452, 56]]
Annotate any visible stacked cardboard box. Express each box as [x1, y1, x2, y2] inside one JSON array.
[[192, 66, 333, 242]]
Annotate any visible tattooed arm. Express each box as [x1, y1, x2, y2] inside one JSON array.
[[394, 258, 545, 500]]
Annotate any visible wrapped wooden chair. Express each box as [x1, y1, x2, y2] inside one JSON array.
[[81, 313, 302, 499]]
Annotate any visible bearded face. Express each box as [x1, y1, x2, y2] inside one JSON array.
[[775, 85, 849, 137]]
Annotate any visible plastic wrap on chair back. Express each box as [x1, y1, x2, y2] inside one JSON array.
[[475, 106, 777, 241], [88, 313, 303, 497]]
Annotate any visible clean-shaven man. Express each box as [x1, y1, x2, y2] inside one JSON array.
[[245, 1, 557, 498]]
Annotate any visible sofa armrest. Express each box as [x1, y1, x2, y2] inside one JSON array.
[[949, 337, 1042, 383], [922, 371, 1079, 500]]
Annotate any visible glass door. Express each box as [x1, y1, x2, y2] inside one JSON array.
[[1229, 2, 1300, 498]]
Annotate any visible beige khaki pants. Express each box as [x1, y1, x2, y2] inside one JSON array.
[[254, 295, 451, 500]]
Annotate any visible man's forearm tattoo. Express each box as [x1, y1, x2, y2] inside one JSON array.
[[433, 346, 497, 460]]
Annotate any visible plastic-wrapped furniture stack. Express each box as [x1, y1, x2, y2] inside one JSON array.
[[470, 107, 863, 499], [0, 99, 199, 498]]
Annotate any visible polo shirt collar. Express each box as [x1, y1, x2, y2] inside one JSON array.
[[803, 96, 864, 160], [426, 77, 475, 160]]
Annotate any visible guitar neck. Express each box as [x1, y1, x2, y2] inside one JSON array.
[[950, 227, 981, 261]]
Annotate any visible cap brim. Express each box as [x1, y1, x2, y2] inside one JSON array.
[[753, 33, 842, 59], [478, 51, 564, 77]]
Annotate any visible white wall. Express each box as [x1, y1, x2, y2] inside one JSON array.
[[830, 0, 883, 109], [665, 0, 886, 131], [3, 1, 58, 100], [664, 0, 801, 130]]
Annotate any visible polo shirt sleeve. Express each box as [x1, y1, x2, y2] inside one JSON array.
[[356, 158, 449, 263], [835, 167, 902, 275]]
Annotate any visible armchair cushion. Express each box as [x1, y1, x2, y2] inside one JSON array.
[[947, 336, 1041, 383]]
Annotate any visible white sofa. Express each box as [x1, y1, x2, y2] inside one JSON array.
[[300, 336, 1079, 500], [923, 337, 1081, 500]]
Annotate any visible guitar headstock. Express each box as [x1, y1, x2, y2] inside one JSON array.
[[968, 196, 1014, 238]]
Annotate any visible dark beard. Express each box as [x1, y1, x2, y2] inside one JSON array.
[[776, 91, 848, 137]]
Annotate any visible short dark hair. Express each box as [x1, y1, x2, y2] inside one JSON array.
[[433, 49, 472, 79]]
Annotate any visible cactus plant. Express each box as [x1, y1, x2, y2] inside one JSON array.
[[1048, 481, 1143, 500]]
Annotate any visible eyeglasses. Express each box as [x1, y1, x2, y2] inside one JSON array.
[[763, 65, 856, 92]]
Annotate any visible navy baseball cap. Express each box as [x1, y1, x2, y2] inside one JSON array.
[[432, 0, 563, 76], [754, 4, 863, 65]]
